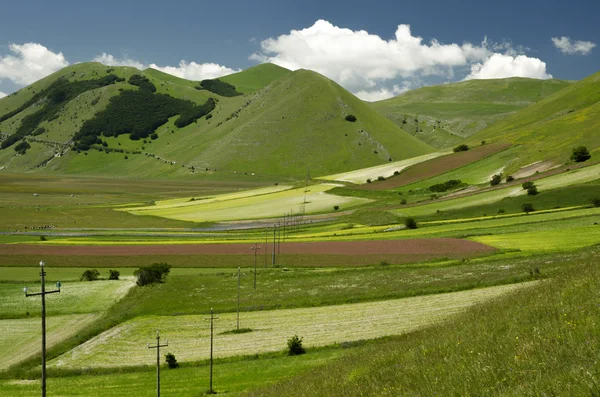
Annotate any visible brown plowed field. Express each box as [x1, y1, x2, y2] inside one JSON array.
[[0, 238, 496, 267], [359, 143, 511, 190]]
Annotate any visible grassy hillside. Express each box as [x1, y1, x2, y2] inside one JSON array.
[[470, 71, 600, 172], [220, 63, 291, 94], [371, 78, 572, 148], [0, 64, 431, 179]]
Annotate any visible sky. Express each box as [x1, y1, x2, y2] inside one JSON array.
[[0, 0, 598, 101]]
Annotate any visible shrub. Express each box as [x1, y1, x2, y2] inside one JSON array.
[[80, 269, 100, 281], [287, 335, 306, 356], [521, 203, 535, 213], [14, 141, 31, 155], [377, 176, 385, 181], [150, 133, 158, 140], [108, 270, 120, 280], [527, 186, 539, 196], [345, 114, 357, 122], [498, 208, 506, 214], [453, 144, 469, 152], [196, 79, 242, 97], [134, 262, 172, 286], [400, 199, 407, 205], [522, 181, 535, 190], [366, 178, 372, 183], [570, 146, 591, 163], [333, 205, 339, 211], [404, 217, 418, 229], [490, 174, 502, 186], [506, 175, 515, 182], [39, 235, 47, 241], [591, 197, 600, 207], [429, 179, 464, 192], [165, 353, 178, 368]]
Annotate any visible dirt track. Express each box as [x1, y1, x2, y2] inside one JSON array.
[[0, 238, 494, 256]]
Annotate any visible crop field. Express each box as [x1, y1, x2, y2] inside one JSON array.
[[0, 279, 134, 319], [319, 152, 447, 184], [0, 314, 100, 371], [122, 184, 371, 222], [50, 283, 529, 369], [360, 143, 511, 190]]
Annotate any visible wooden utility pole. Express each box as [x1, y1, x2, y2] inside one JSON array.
[[204, 309, 219, 394], [147, 330, 168, 397], [251, 244, 260, 289]]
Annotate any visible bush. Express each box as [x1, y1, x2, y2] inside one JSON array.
[[14, 141, 31, 155], [527, 186, 539, 196], [134, 262, 172, 286], [345, 114, 357, 122], [80, 269, 100, 281], [197, 79, 242, 97], [333, 205, 339, 211], [490, 174, 502, 186], [453, 144, 469, 152], [377, 176, 385, 181], [522, 181, 535, 190], [366, 178, 372, 183], [150, 133, 158, 140], [108, 270, 120, 280], [591, 197, 600, 207], [400, 199, 407, 205], [165, 353, 178, 368], [506, 175, 515, 182], [521, 203, 535, 213], [404, 217, 418, 229], [39, 235, 47, 241], [570, 146, 591, 163], [429, 179, 464, 193], [287, 335, 306, 356]]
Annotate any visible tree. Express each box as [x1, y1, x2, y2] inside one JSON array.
[[521, 203, 535, 213], [453, 144, 469, 152], [522, 181, 535, 190], [490, 174, 502, 186], [108, 270, 120, 280], [80, 269, 100, 281], [165, 353, 178, 368], [570, 146, 591, 163], [404, 217, 418, 229], [345, 114, 357, 122], [591, 197, 600, 207], [287, 335, 305, 356], [527, 186, 539, 196], [134, 263, 172, 286]]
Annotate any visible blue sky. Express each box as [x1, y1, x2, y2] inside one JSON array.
[[0, 0, 598, 100]]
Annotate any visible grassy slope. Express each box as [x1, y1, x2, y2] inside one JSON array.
[[0, 64, 431, 179], [371, 77, 572, 148], [471, 71, 600, 172], [220, 63, 291, 94]]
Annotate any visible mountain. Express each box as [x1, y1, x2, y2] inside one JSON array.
[[470, 70, 600, 172], [0, 63, 432, 179], [370, 78, 572, 148]]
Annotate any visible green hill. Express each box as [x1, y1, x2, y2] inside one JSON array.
[[220, 63, 291, 94], [470, 70, 600, 172], [0, 63, 431, 179], [371, 78, 572, 148]]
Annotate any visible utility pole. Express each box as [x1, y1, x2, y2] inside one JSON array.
[[237, 267, 240, 329], [23, 260, 61, 397], [147, 330, 168, 397], [251, 244, 260, 290], [264, 227, 268, 268], [204, 309, 219, 394], [272, 224, 276, 266]]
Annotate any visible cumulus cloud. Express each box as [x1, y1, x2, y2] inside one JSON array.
[[0, 43, 69, 86], [466, 53, 552, 80], [551, 36, 596, 55], [355, 83, 411, 102], [94, 53, 239, 81], [0, 91, 7, 99], [252, 20, 553, 96], [251, 20, 489, 91]]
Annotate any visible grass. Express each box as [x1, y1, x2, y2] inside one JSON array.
[[0, 347, 345, 396], [0, 314, 100, 371], [220, 63, 291, 94], [245, 245, 600, 396], [50, 283, 528, 368]]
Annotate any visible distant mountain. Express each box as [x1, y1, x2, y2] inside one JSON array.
[[0, 63, 432, 179], [370, 78, 572, 149]]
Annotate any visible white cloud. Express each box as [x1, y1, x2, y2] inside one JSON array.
[[355, 83, 411, 102], [0, 43, 69, 86], [0, 91, 6, 99], [466, 53, 552, 80], [94, 53, 239, 81], [551, 36, 596, 55], [251, 20, 491, 92]]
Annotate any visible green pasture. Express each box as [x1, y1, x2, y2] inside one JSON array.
[[0, 347, 343, 397], [0, 279, 134, 319], [51, 283, 527, 368], [0, 314, 100, 371], [0, 267, 137, 282], [123, 183, 371, 222]]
